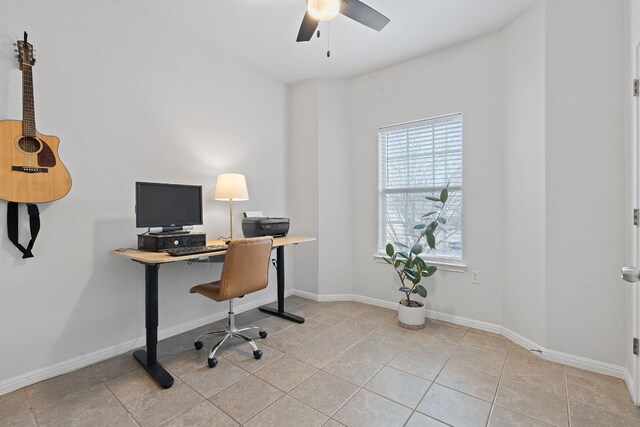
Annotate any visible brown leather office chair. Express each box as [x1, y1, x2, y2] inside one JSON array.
[[190, 236, 273, 368]]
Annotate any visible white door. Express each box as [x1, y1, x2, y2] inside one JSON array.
[[622, 42, 640, 406]]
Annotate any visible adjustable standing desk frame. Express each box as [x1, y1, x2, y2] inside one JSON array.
[[113, 236, 314, 389]]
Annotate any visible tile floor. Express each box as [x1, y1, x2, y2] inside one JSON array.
[[2, 296, 640, 426]]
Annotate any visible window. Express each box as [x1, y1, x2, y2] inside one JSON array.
[[378, 113, 463, 260]]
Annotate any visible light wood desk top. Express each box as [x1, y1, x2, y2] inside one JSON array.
[[113, 235, 315, 265]]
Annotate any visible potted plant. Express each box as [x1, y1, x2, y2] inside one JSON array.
[[382, 186, 450, 329]]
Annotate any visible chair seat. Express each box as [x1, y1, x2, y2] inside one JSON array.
[[190, 281, 224, 302]]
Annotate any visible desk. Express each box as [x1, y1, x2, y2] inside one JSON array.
[[113, 235, 315, 389]]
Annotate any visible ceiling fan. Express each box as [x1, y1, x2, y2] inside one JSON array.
[[297, 0, 390, 42]]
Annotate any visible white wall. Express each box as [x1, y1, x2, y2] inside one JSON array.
[[502, 1, 546, 345], [349, 34, 506, 323], [289, 81, 320, 295], [544, 0, 626, 366], [0, 0, 289, 391], [288, 79, 352, 297]]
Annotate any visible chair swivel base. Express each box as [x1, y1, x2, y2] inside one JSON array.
[[194, 325, 267, 368]]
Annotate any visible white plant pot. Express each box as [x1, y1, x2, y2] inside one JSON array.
[[397, 300, 426, 329]]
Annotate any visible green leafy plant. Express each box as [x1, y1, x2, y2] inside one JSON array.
[[383, 185, 450, 307]]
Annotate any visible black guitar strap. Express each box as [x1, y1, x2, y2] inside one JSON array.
[[7, 202, 40, 259]]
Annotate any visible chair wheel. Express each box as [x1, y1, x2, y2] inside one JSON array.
[[259, 331, 268, 339], [194, 341, 203, 350], [208, 357, 218, 368], [253, 350, 263, 359]]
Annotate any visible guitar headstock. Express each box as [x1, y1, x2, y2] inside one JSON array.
[[15, 32, 35, 70]]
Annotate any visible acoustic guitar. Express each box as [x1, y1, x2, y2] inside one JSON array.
[[0, 33, 71, 203]]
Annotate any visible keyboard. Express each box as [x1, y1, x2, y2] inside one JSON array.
[[165, 244, 228, 257]]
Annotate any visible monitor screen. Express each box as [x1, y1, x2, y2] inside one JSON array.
[[135, 182, 203, 229]]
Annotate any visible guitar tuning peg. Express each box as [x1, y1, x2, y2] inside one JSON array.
[[12, 42, 17, 46]]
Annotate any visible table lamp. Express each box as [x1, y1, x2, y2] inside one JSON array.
[[215, 173, 249, 240]]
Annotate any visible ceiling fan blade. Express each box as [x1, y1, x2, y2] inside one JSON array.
[[296, 11, 318, 42], [340, 0, 390, 31]]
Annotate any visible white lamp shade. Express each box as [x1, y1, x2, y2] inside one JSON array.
[[214, 173, 249, 201]]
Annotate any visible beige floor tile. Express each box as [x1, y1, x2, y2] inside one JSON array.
[[160, 401, 238, 426], [287, 335, 351, 369], [489, 405, 553, 426], [209, 376, 283, 424], [428, 319, 468, 330], [371, 325, 417, 347], [417, 384, 492, 427], [254, 355, 317, 392], [342, 337, 402, 364], [387, 348, 446, 381], [568, 398, 640, 427], [507, 343, 544, 363], [181, 359, 249, 398], [332, 317, 379, 337], [459, 331, 510, 356], [311, 310, 354, 326], [435, 362, 500, 402], [244, 395, 328, 427], [565, 369, 640, 420], [333, 389, 412, 427], [105, 368, 159, 404], [290, 371, 359, 416], [262, 328, 309, 353], [288, 318, 332, 339], [495, 379, 568, 426], [364, 366, 431, 408], [91, 352, 140, 382], [322, 419, 346, 427], [356, 306, 397, 324], [294, 303, 328, 318], [252, 316, 295, 334], [421, 321, 467, 343], [0, 408, 37, 427], [0, 388, 31, 419], [502, 357, 565, 396], [160, 347, 210, 378], [222, 343, 284, 373], [322, 350, 384, 387], [449, 344, 506, 376], [26, 367, 102, 411], [408, 333, 457, 359], [157, 333, 197, 358], [123, 380, 203, 427], [32, 383, 132, 427], [405, 411, 448, 427]]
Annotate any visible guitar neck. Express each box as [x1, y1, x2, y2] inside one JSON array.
[[22, 65, 36, 137]]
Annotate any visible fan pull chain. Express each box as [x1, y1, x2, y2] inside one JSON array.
[[327, 20, 331, 58]]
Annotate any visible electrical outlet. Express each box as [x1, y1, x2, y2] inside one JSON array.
[[471, 270, 480, 284]]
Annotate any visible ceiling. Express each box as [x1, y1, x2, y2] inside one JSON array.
[[110, 0, 535, 83]]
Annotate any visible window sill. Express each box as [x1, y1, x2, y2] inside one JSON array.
[[373, 254, 467, 273]]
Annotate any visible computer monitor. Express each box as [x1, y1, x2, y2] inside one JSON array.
[[135, 182, 203, 233]]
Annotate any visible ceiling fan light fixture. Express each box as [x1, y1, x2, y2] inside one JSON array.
[[307, 0, 340, 21]]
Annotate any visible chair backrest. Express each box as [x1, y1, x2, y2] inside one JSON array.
[[217, 237, 274, 300]]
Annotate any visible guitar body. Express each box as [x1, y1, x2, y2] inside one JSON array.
[[0, 120, 71, 203]]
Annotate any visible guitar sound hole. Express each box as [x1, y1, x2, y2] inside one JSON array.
[[18, 136, 42, 153]]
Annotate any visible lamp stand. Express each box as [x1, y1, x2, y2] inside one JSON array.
[[228, 199, 234, 240]]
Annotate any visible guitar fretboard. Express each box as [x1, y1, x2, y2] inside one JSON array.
[[22, 66, 36, 137]]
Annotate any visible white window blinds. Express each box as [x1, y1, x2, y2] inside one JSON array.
[[378, 113, 463, 260]]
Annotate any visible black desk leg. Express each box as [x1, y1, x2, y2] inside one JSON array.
[[259, 245, 305, 323], [132, 264, 174, 389]]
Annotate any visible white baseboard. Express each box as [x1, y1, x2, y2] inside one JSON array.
[[291, 290, 629, 381], [625, 369, 637, 405], [0, 291, 291, 396]]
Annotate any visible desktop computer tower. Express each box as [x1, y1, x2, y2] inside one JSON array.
[[137, 232, 206, 252]]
